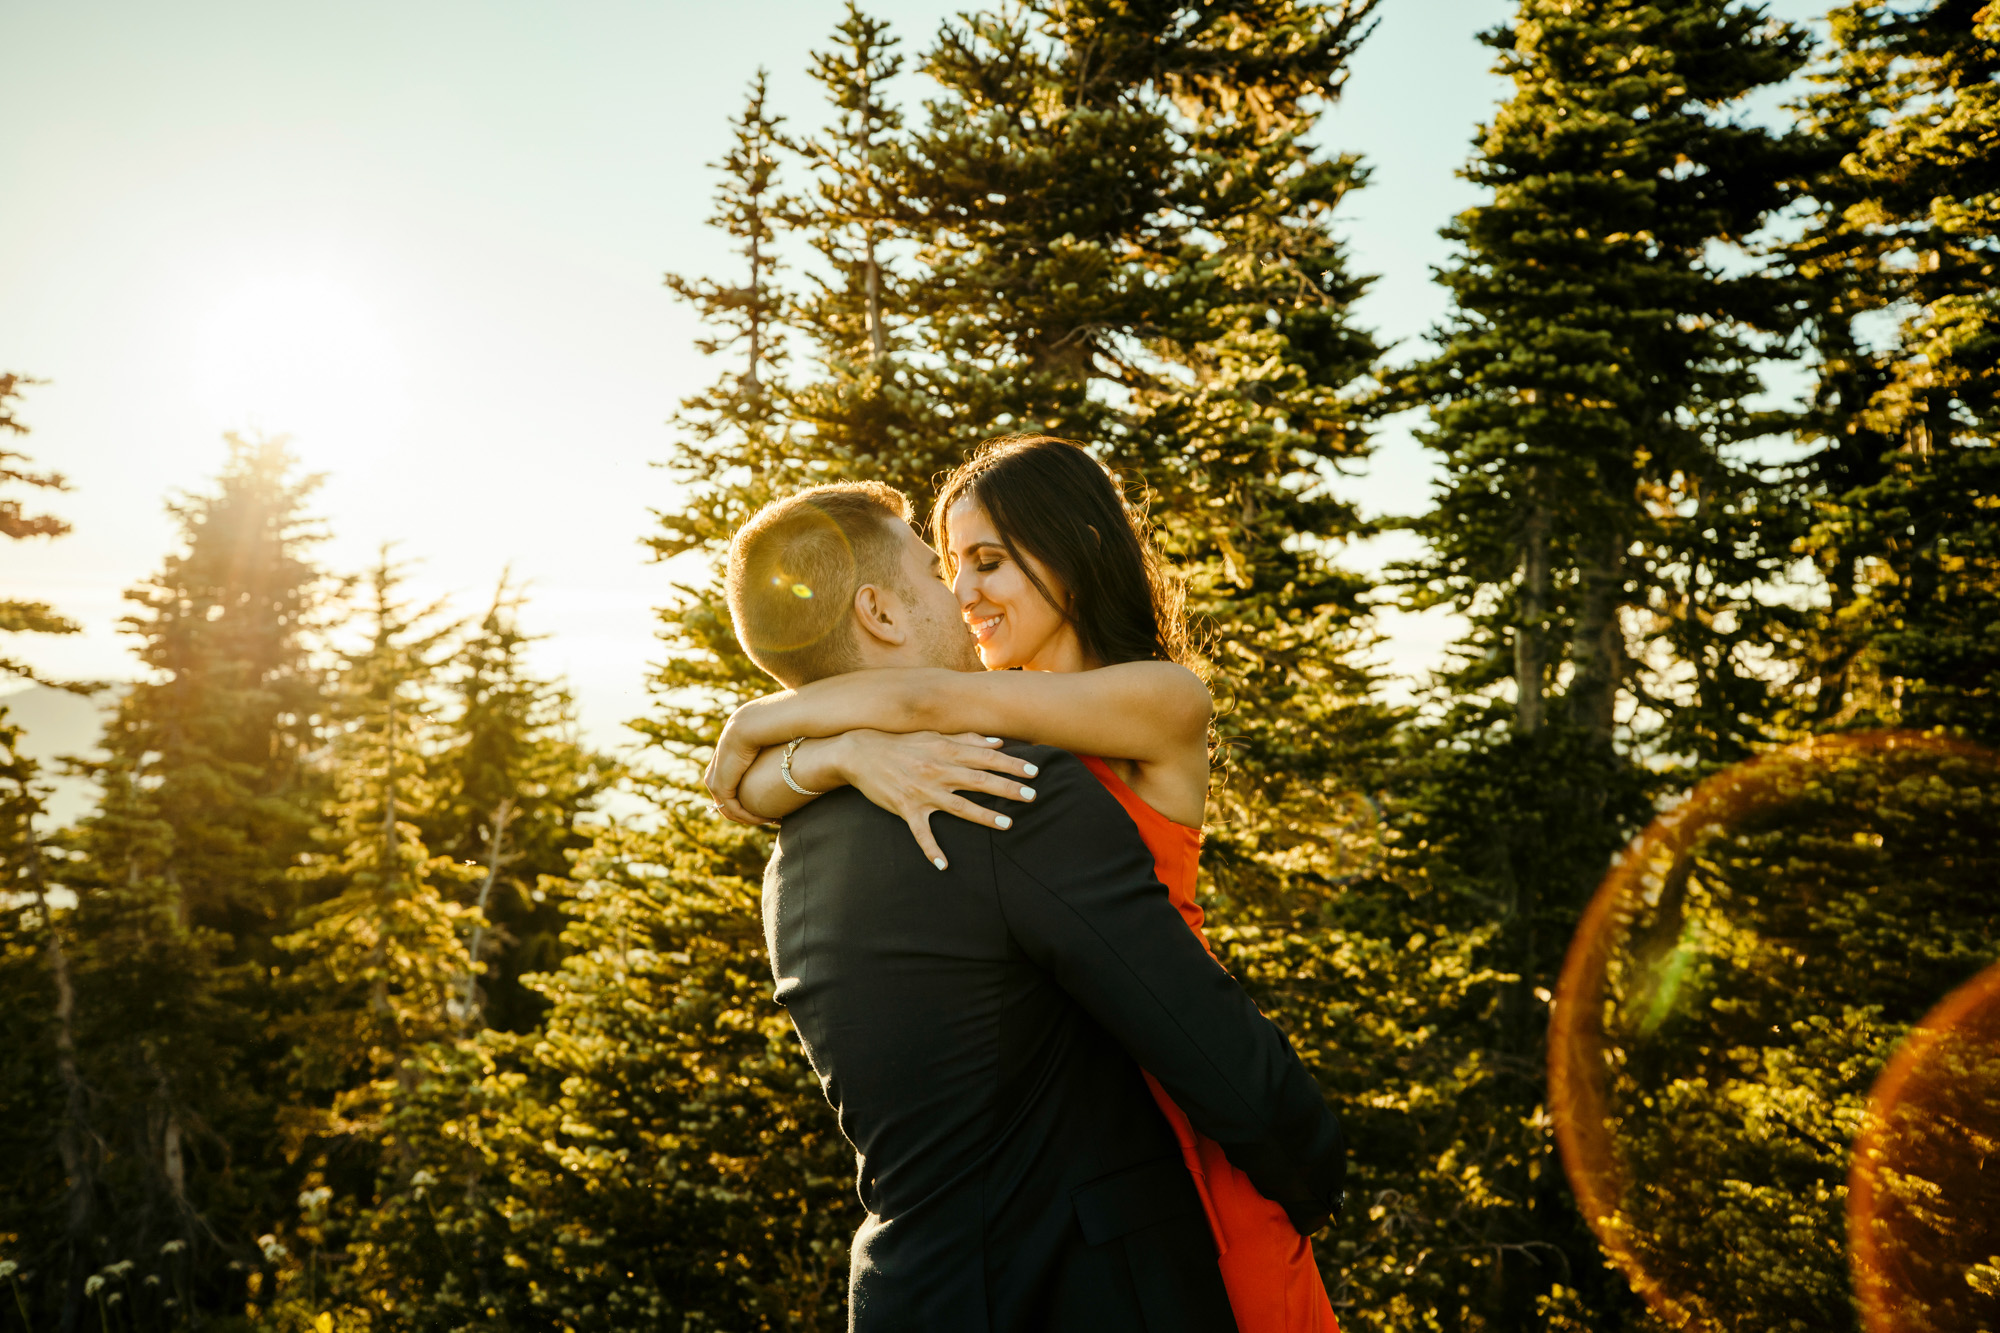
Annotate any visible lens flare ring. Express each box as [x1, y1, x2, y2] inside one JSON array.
[[1849, 959, 2000, 1333], [1549, 730, 2000, 1331]]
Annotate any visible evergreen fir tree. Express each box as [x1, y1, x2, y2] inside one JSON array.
[[86, 435, 332, 955], [783, 5, 935, 505], [4, 436, 334, 1328], [256, 588, 611, 1330], [1390, 1, 1816, 1325], [283, 551, 472, 1127], [1, 373, 81, 680], [799, 4, 904, 371], [264, 552, 473, 1333], [0, 709, 73, 1297], [646, 70, 804, 760], [322, 811, 858, 1332], [864, 0, 1397, 919], [0, 374, 93, 1328], [1409, 0, 1814, 764], [1793, 0, 2000, 745], [421, 577, 613, 1033], [0, 724, 103, 1333]]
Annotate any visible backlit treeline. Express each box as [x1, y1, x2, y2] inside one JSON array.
[[3, 0, 1998, 1330], [1, 432, 612, 1331]]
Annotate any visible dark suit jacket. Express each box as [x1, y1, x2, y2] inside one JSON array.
[[763, 744, 1346, 1333]]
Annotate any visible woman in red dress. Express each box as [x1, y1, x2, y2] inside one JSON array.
[[707, 435, 1342, 1333]]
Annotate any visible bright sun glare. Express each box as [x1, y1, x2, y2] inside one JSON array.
[[188, 264, 408, 453]]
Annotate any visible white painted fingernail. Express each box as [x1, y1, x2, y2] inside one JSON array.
[[985, 736, 1003, 744], [995, 814, 1012, 829], [1020, 786, 1036, 799], [1023, 763, 1038, 777], [933, 857, 947, 871]]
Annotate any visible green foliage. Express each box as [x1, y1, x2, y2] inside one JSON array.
[[868, 0, 1399, 877], [0, 373, 81, 683], [1385, 2, 1825, 1326], [267, 577, 611, 1333], [282, 552, 474, 1125], [329, 813, 857, 1332], [1576, 739, 2000, 1331], [1794, 0, 2000, 745], [0, 371, 79, 1318], [2, 436, 334, 1330], [1407, 0, 1815, 761], [91, 436, 332, 952], [0, 443, 610, 1331], [420, 579, 615, 1035], [0, 689, 84, 1333]]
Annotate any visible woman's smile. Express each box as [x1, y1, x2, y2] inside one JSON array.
[[947, 496, 1086, 672]]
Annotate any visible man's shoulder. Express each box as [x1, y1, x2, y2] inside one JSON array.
[[975, 745, 1133, 846], [996, 742, 1089, 786], [958, 744, 1110, 830], [775, 783, 896, 846]]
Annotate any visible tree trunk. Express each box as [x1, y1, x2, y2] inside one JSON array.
[[382, 699, 398, 878], [1515, 489, 1549, 736], [747, 227, 765, 393], [1816, 549, 1854, 723], [865, 226, 887, 364], [146, 1048, 191, 1220], [29, 839, 94, 1333], [459, 798, 516, 1029], [1568, 533, 1625, 747], [163, 1114, 185, 1199]]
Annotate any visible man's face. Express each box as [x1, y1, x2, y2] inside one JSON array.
[[884, 520, 982, 672]]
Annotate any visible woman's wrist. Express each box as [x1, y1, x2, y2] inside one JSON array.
[[820, 730, 883, 789], [788, 735, 852, 795]]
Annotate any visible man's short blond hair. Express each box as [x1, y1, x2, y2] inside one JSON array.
[[725, 482, 913, 687]]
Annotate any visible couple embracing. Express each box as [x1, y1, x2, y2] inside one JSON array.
[[704, 436, 1348, 1332]]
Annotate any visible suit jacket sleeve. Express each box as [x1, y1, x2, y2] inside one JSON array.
[[983, 747, 1347, 1234]]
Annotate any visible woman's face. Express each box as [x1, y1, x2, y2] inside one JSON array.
[[946, 497, 1088, 673]]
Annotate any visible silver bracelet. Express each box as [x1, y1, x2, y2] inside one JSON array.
[[781, 736, 825, 798]]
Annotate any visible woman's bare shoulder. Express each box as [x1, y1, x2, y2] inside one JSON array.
[[1097, 660, 1211, 721]]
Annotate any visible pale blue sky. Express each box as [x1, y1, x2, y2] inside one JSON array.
[[1, 0, 1819, 747]]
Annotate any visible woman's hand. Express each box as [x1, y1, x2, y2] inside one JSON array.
[[705, 701, 780, 825], [833, 730, 1041, 870]]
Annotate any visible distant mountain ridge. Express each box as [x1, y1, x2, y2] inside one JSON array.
[[1, 682, 116, 826]]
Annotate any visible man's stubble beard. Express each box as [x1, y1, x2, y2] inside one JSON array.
[[923, 608, 984, 673]]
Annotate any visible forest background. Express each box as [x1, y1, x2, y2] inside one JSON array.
[[4, 0, 1999, 1331]]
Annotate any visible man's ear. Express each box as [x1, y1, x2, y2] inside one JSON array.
[[851, 582, 909, 648]]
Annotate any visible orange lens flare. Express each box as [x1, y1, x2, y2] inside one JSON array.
[[1548, 731, 2000, 1331], [1849, 959, 2000, 1333]]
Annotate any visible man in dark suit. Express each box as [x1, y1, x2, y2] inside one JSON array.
[[721, 483, 1347, 1331]]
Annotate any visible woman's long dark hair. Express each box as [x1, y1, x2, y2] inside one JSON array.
[[932, 435, 1193, 669]]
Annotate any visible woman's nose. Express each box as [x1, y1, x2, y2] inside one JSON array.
[[952, 566, 976, 607]]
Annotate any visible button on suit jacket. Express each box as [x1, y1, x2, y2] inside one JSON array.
[[764, 744, 1346, 1332]]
